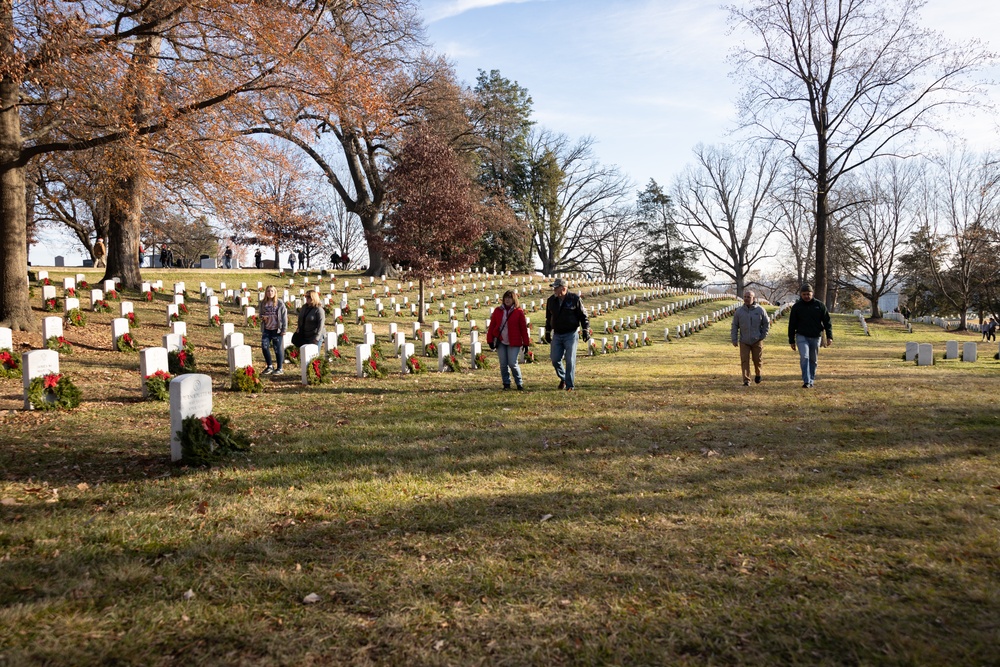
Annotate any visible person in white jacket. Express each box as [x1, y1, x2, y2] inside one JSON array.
[[731, 289, 770, 386]]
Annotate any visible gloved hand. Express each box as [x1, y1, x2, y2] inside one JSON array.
[[581, 329, 590, 342], [521, 345, 529, 355], [488, 340, 497, 351], [543, 331, 552, 344]]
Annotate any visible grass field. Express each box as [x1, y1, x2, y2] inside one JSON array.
[[1, 269, 998, 666]]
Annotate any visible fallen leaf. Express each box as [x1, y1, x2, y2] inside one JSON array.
[[76, 482, 90, 491], [302, 593, 321, 605], [295, 563, 302, 572], [195, 501, 208, 515], [540, 514, 554, 522], [433, 640, 446, 651], [1, 498, 18, 506], [183, 589, 196, 600]]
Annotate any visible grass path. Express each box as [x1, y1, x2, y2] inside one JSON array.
[[1, 271, 998, 665]]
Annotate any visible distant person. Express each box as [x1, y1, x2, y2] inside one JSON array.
[[293, 290, 326, 349], [731, 289, 770, 386], [544, 278, 590, 391], [138, 243, 144, 267], [159, 244, 167, 268], [298, 249, 305, 270], [259, 285, 288, 376], [223, 245, 233, 269], [341, 251, 350, 269], [255, 248, 262, 269], [93, 237, 107, 268], [788, 283, 833, 389], [487, 290, 530, 391], [288, 251, 296, 273]]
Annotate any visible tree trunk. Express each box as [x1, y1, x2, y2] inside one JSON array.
[[815, 142, 829, 305], [359, 209, 394, 277], [0, 1, 35, 331], [417, 276, 425, 325], [103, 172, 144, 289], [870, 294, 882, 319]]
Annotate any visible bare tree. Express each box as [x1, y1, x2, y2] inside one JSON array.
[[773, 167, 816, 288], [672, 144, 781, 296], [838, 161, 918, 317], [520, 130, 632, 275], [318, 195, 366, 269], [580, 206, 643, 281], [915, 150, 1000, 330], [729, 0, 992, 305]]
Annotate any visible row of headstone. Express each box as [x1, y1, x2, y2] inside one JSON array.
[[905, 341, 979, 365]]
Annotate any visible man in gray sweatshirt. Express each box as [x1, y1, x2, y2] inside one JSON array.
[[731, 289, 770, 386]]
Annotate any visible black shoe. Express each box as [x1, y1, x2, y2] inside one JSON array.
[[503, 386, 510, 391], [516, 385, 523, 391], [743, 380, 750, 386], [754, 374, 761, 384], [802, 383, 810, 388], [558, 380, 565, 390]]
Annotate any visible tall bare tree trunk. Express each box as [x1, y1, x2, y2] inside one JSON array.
[[0, 0, 35, 330]]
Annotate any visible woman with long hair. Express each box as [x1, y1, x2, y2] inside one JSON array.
[[260, 285, 288, 375], [486, 290, 530, 390]]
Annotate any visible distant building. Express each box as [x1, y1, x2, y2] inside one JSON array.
[[878, 291, 900, 313]]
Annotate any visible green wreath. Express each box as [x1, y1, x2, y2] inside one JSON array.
[[231, 365, 264, 392], [145, 370, 171, 401], [93, 299, 112, 313], [406, 354, 425, 374], [66, 308, 87, 327], [115, 333, 140, 352], [443, 353, 462, 372], [46, 336, 73, 354], [177, 414, 250, 467], [361, 355, 387, 378], [474, 352, 490, 370], [168, 349, 197, 375], [27, 373, 81, 410], [126, 311, 141, 328], [0, 350, 22, 379], [306, 356, 330, 385]]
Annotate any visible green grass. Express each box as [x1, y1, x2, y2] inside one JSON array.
[[1, 270, 998, 665]]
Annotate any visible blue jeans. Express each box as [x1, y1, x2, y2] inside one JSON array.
[[496, 343, 523, 388], [261, 329, 284, 370], [550, 331, 579, 389], [796, 334, 820, 385], [224, 257, 232, 269]]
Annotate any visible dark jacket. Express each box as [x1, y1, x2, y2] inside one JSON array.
[[487, 306, 530, 347], [788, 298, 833, 344], [296, 305, 326, 345], [545, 292, 590, 335]]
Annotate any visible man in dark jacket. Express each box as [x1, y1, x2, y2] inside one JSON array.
[[787, 283, 833, 388], [544, 278, 590, 391]]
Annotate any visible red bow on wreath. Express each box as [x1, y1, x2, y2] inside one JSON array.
[[201, 415, 222, 436], [43, 374, 61, 389]]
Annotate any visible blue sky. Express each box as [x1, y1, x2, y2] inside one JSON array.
[[422, 0, 1000, 189]]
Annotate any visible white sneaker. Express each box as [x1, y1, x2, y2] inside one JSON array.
[[271, 369, 283, 376], [261, 366, 274, 375]]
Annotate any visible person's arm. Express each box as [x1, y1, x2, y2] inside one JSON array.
[[314, 308, 325, 343], [823, 304, 833, 346], [788, 306, 797, 348], [518, 309, 530, 344], [577, 297, 590, 336], [278, 302, 288, 334], [760, 307, 770, 340], [544, 298, 553, 342], [731, 311, 739, 346]]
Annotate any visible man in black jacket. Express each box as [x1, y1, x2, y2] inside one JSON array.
[[787, 283, 833, 388], [544, 278, 590, 390]]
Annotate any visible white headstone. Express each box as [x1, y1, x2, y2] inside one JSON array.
[[228, 344, 253, 375], [324, 332, 338, 354], [470, 341, 482, 369], [120, 301, 134, 317], [917, 343, 934, 366], [169, 374, 213, 461], [111, 318, 130, 349], [282, 332, 294, 349], [140, 347, 169, 397], [438, 341, 452, 372], [22, 349, 60, 410], [400, 343, 415, 373], [42, 316, 63, 342], [226, 332, 245, 349], [962, 342, 978, 362], [42, 285, 56, 301], [0, 327, 11, 351], [63, 277, 75, 290], [103, 279, 115, 293], [945, 340, 959, 360], [220, 322, 235, 347], [64, 297, 80, 314], [166, 304, 179, 325], [244, 306, 256, 325], [355, 344, 371, 378], [162, 333, 183, 353], [90, 289, 104, 308], [904, 342, 918, 362], [299, 344, 319, 384]]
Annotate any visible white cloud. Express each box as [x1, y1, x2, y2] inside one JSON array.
[[422, 0, 540, 23]]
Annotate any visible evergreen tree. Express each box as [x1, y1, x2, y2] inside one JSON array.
[[636, 179, 704, 287]]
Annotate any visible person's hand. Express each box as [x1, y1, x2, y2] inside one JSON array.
[[790, 343, 796, 351], [732, 341, 739, 347], [544, 331, 552, 344], [488, 340, 497, 351], [521, 345, 529, 354], [824, 339, 833, 348], [581, 329, 590, 342]]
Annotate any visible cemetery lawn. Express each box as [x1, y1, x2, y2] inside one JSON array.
[[1, 271, 998, 666]]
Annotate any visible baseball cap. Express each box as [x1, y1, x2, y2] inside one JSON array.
[[551, 278, 566, 289], [799, 283, 813, 293]]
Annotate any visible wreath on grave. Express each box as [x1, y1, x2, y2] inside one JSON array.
[[107, 289, 120, 301], [370, 343, 386, 361], [0, 350, 22, 379], [474, 352, 490, 370], [453, 341, 463, 355], [126, 311, 140, 328], [625, 338, 636, 350], [523, 348, 535, 363], [341, 304, 351, 316], [357, 314, 366, 325], [377, 308, 386, 317], [335, 314, 344, 324], [443, 353, 461, 372], [454, 326, 462, 337], [78, 280, 89, 289], [328, 347, 343, 363], [284, 345, 299, 362], [436, 327, 446, 339], [424, 341, 437, 357], [615, 340, 625, 351], [177, 414, 251, 467], [168, 349, 197, 375], [144, 290, 154, 302], [210, 314, 222, 327], [46, 336, 73, 354], [470, 324, 478, 332], [43, 298, 61, 312], [65, 287, 76, 298], [180, 336, 194, 355], [588, 339, 599, 356], [144, 370, 171, 401], [245, 313, 259, 328], [231, 365, 264, 393], [362, 355, 387, 379], [40, 277, 52, 286], [643, 336, 652, 347], [307, 356, 331, 385], [170, 312, 184, 323], [612, 323, 621, 332], [338, 332, 350, 347], [27, 373, 81, 410], [115, 333, 140, 353], [604, 342, 614, 354], [604, 324, 613, 334], [93, 299, 112, 313], [406, 354, 424, 374]]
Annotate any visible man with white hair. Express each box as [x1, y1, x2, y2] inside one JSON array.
[[731, 289, 770, 386]]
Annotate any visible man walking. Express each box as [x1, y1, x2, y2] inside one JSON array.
[[223, 245, 233, 269], [787, 283, 833, 388], [731, 289, 770, 386], [93, 237, 107, 268], [544, 278, 590, 391]]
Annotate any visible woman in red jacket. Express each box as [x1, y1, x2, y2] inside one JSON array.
[[487, 290, 530, 390]]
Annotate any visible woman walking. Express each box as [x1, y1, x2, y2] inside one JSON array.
[[260, 285, 288, 376], [293, 290, 326, 348], [487, 290, 530, 391]]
